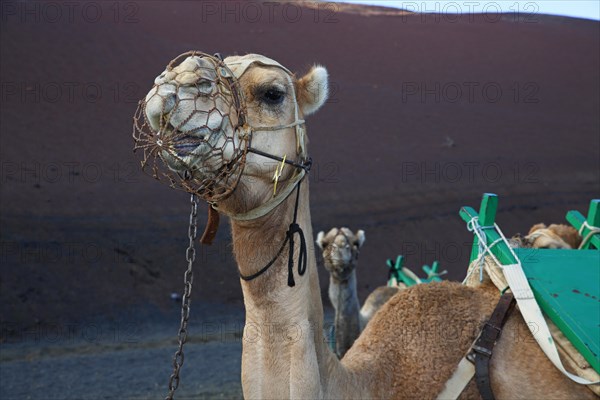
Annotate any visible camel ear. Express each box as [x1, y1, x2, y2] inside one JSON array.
[[356, 230, 366, 248], [316, 231, 325, 250], [296, 65, 328, 116]]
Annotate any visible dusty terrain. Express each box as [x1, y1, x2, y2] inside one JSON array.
[[1, 1, 598, 398]]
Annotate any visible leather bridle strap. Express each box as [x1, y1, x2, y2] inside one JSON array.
[[217, 155, 311, 222], [210, 55, 311, 287], [239, 178, 308, 287], [247, 147, 308, 171], [200, 55, 308, 242], [210, 55, 309, 222], [470, 291, 516, 400]]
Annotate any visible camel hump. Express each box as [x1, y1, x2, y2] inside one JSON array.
[[364, 286, 400, 311], [365, 281, 500, 344], [360, 286, 401, 326], [345, 281, 496, 398]]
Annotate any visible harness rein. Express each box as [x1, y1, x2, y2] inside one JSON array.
[[207, 54, 313, 286]]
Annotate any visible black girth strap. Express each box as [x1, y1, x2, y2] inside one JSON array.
[[469, 291, 516, 400], [239, 179, 307, 287]]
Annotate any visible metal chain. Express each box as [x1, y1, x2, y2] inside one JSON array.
[[165, 194, 198, 400]]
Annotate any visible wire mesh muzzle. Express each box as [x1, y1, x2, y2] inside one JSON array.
[[132, 51, 250, 203]]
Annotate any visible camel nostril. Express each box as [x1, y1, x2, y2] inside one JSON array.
[[145, 86, 177, 132], [197, 80, 214, 95], [163, 94, 177, 114]]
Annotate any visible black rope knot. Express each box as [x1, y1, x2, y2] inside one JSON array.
[[286, 222, 307, 287]]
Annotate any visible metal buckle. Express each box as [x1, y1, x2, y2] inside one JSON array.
[[472, 344, 493, 358]]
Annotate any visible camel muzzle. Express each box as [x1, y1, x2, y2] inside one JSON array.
[[133, 51, 249, 203], [133, 50, 310, 221]]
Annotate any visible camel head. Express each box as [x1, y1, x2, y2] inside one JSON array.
[[135, 51, 328, 212], [316, 228, 366, 282]]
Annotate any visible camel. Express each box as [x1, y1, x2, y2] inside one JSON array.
[[509, 223, 582, 250], [316, 227, 399, 358], [524, 223, 582, 249], [142, 53, 595, 399]]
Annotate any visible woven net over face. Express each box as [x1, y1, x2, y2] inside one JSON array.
[[133, 51, 248, 202]]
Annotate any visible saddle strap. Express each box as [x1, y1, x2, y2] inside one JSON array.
[[437, 292, 515, 400], [470, 291, 516, 400]]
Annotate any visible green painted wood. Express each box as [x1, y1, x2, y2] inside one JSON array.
[[387, 256, 413, 286], [479, 193, 498, 226], [465, 194, 498, 263], [460, 204, 518, 266], [387, 256, 445, 286], [516, 247, 600, 373], [583, 200, 600, 250], [422, 261, 443, 282], [588, 199, 600, 227], [461, 194, 600, 374], [461, 206, 482, 263], [566, 210, 586, 235], [566, 200, 600, 250]]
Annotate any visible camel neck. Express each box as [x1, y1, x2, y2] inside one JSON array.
[[230, 180, 332, 398], [329, 271, 361, 357], [329, 270, 360, 311], [229, 180, 373, 399]]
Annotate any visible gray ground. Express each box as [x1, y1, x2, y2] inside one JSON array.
[[0, 305, 335, 400], [1, 317, 243, 399]]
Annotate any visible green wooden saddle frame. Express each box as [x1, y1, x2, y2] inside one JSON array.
[[460, 194, 599, 374]]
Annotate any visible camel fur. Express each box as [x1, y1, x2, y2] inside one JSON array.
[[143, 53, 595, 399], [524, 223, 582, 249]]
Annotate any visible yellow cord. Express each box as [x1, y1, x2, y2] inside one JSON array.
[[272, 155, 286, 196]]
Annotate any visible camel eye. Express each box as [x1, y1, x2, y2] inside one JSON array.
[[260, 88, 285, 105]]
